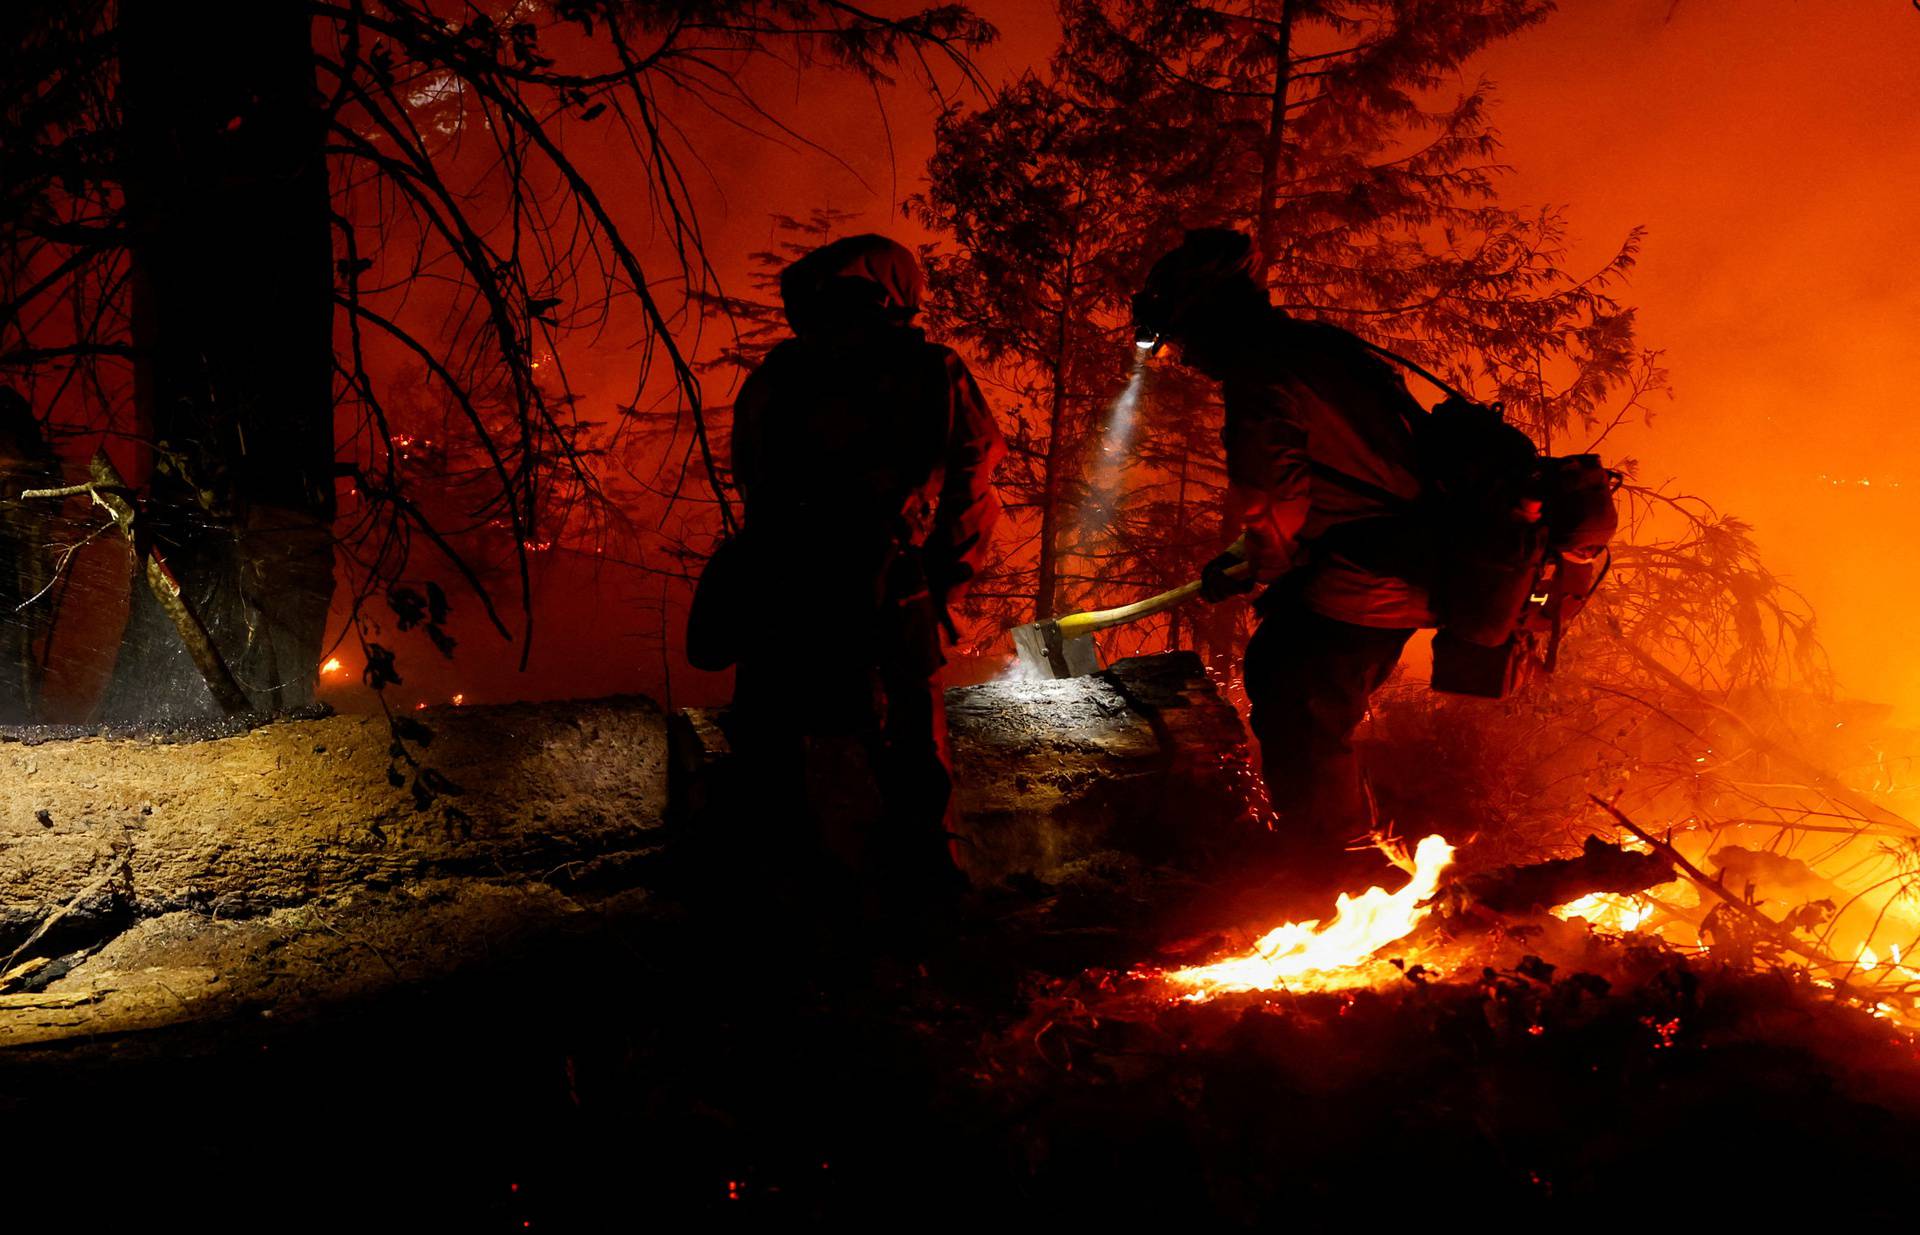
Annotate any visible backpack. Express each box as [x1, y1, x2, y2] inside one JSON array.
[[1415, 396, 1619, 698], [1321, 336, 1621, 699]]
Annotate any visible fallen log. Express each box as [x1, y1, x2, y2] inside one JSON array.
[[0, 658, 1261, 1050], [0, 696, 669, 1050], [669, 652, 1264, 886], [0, 696, 669, 940], [1442, 834, 1675, 915]]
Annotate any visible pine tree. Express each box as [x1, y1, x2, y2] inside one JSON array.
[[0, 0, 992, 722], [914, 75, 1156, 627], [919, 0, 1664, 668]]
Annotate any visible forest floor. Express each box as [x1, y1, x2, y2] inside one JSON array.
[[1, 696, 1917, 1227]]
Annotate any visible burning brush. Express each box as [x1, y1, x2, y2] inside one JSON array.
[[1168, 835, 1457, 998]]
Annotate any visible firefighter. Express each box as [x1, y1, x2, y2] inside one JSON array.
[[1133, 229, 1433, 868], [713, 234, 1004, 916]]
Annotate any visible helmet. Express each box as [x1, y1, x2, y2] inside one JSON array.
[[780, 234, 924, 336], [1133, 228, 1263, 351]]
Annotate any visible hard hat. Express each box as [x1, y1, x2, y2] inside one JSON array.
[[1133, 228, 1262, 349], [780, 234, 924, 335]]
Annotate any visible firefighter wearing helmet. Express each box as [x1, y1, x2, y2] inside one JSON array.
[[1135, 228, 1435, 871], [691, 234, 1005, 923]]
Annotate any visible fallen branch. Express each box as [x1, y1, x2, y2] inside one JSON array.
[[1589, 794, 1857, 982], [16, 452, 250, 715], [1445, 835, 1673, 914], [0, 847, 133, 977], [0, 990, 105, 1010], [0, 957, 50, 990], [17, 480, 116, 501]]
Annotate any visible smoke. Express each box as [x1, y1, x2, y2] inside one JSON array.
[[1078, 358, 1147, 540]]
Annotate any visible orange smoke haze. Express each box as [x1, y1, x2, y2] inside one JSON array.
[[295, 1, 1920, 720], [1478, 0, 1920, 720]]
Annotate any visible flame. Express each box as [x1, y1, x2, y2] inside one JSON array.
[[320, 657, 344, 675], [1168, 835, 1455, 997], [1552, 892, 1654, 933]]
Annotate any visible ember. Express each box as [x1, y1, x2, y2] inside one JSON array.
[[1168, 835, 1455, 996]]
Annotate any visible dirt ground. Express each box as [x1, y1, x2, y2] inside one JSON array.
[[4, 678, 1920, 1227]]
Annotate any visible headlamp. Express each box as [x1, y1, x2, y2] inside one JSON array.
[[1131, 286, 1167, 357]]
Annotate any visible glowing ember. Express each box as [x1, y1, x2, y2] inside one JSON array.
[[321, 657, 344, 675], [1552, 892, 1654, 933], [1168, 835, 1455, 997]]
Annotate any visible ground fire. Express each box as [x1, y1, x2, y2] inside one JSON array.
[[1167, 835, 1456, 997], [3, 0, 1920, 1227]]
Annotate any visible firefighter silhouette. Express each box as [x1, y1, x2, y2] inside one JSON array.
[[1135, 229, 1435, 863], [699, 235, 1003, 911]]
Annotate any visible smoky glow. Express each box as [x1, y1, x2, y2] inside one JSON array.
[[1085, 358, 1147, 524]]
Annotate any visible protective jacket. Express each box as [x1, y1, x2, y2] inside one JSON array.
[[719, 236, 1002, 898], [729, 240, 1003, 653], [723, 235, 1003, 722], [1215, 306, 1434, 629], [732, 338, 1001, 612]]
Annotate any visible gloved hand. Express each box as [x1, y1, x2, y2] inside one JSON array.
[[1199, 550, 1256, 603]]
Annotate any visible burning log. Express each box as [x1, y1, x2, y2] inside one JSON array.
[[1441, 834, 1674, 916]]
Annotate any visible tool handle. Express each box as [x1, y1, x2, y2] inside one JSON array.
[[1054, 538, 1251, 640]]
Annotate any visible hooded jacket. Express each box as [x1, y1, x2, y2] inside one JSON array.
[[729, 236, 1004, 613]]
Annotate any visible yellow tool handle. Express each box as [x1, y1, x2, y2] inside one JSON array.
[[1053, 537, 1251, 641]]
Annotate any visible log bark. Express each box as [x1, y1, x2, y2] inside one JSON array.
[[1442, 834, 1675, 915], [0, 695, 669, 1049], [671, 651, 1264, 886], [0, 697, 668, 938]]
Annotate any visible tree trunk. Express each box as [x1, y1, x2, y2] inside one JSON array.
[[1253, 0, 1297, 277], [1201, 18, 1297, 677], [1034, 255, 1079, 621], [104, 0, 335, 722]]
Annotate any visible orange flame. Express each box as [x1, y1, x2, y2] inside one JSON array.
[[1551, 892, 1654, 933], [1168, 835, 1456, 997]]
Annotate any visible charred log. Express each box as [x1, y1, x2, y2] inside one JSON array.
[[1442, 834, 1675, 915]]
